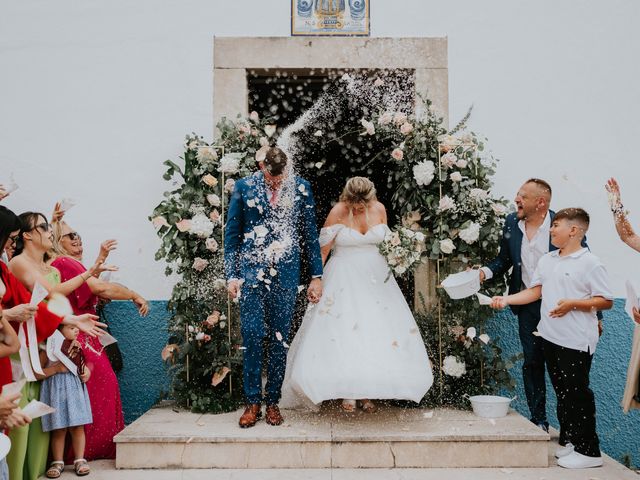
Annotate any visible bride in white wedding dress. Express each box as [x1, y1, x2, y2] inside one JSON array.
[[281, 177, 433, 412]]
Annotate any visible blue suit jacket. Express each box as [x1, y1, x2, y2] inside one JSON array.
[[224, 172, 323, 290], [486, 210, 590, 314]]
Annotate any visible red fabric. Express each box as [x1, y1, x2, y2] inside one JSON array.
[[0, 262, 63, 388], [52, 257, 125, 460]]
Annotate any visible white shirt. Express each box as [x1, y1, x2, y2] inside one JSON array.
[[519, 213, 550, 288], [481, 212, 550, 286], [531, 248, 613, 353]]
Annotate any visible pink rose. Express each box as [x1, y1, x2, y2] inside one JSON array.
[[175, 219, 192, 232], [192, 257, 209, 272], [391, 148, 404, 161], [224, 179, 235, 193], [237, 123, 251, 135], [393, 112, 407, 125], [400, 122, 414, 135], [205, 237, 219, 252], [202, 174, 218, 187], [440, 152, 457, 169], [209, 209, 221, 224], [377, 112, 393, 125], [151, 216, 169, 229]]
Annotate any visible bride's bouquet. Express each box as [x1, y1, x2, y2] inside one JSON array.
[[378, 227, 426, 280]]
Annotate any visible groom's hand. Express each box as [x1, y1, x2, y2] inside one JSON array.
[[307, 278, 323, 304], [227, 279, 240, 299]]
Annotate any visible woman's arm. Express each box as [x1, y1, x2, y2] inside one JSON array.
[[607, 178, 640, 252], [85, 278, 149, 316], [320, 203, 348, 265]]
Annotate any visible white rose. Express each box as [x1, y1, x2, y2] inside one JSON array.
[[249, 111, 260, 122], [456, 159, 468, 169], [360, 118, 375, 136], [206, 194, 221, 207], [224, 178, 235, 193], [192, 257, 209, 272], [413, 160, 435, 186], [450, 171, 462, 182], [415, 232, 425, 242], [459, 222, 481, 244], [461, 132, 474, 144], [378, 112, 393, 125], [205, 237, 219, 252], [469, 188, 488, 201], [439, 238, 455, 254], [440, 152, 457, 168], [442, 355, 466, 378], [189, 213, 214, 239], [438, 134, 462, 149], [259, 136, 270, 147], [466, 327, 477, 340], [314, 130, 323, 137], [264, 125, 277, 137], [491, 203, 507, 216], [197, 147, 218, 164], [438, 195, 456, 212], [479, 333, 490, 344], [390, 232, 401, 246], [218, 154, 241, 174], [195, 332, 205, 341]]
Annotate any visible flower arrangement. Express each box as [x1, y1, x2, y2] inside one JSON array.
[[151, 88, 517, 412], [378, 227, 425, 279]]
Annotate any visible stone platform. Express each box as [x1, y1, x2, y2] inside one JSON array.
[[114, 404, 550, 469]]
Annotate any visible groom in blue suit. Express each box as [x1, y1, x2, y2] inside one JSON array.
[[225, 147, 323, 428]]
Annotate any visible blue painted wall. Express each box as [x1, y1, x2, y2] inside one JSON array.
[[104, 301, 170, 424], [106, 299, 640, 467]]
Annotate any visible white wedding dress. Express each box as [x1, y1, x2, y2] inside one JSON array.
[[281, 223, 434, 410]]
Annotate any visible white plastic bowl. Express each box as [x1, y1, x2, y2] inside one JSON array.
[[468, 395, 514, 418], [441, 270, 481, 299]]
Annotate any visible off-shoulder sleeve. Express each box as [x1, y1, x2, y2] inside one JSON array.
[[319, 224, 344, 248]]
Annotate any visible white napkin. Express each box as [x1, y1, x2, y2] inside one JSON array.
[[625, 280, 639, 323], [22, 399, 55, 419], [2, 378, 26, 398], [476, 293, 493, 305], [99, 332, 118, 347]]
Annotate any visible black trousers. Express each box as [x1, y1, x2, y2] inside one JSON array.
[[543, 338, 600, 457], [517, 300, 547, 426]]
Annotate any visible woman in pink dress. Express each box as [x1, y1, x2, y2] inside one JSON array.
[[50, 214, 148, 460]]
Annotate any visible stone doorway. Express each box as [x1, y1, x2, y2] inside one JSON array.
[[213, 37, 448, 308]]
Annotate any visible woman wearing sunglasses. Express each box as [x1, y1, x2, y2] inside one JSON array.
[[6, 211, 110, 480], [49, 209, 148, 463], [0, 206, 107, 480]]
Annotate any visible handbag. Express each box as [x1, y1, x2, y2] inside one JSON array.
[[96, 301, 124, 373]]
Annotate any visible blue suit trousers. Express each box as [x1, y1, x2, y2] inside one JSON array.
[[239, 282, 298, 405]]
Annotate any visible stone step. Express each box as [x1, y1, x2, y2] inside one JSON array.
[[114, 404, 550, 469]]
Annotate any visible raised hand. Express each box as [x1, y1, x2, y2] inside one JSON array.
[[97, 239, 118, 264], [51, 202, 65, 223], [0, 185, 8, 201], [68, 313, 107, 337], [87, 260, 118, 278], [132, 294, 149, 317], [2, 304, 38, 323], [606, 178, 623, 210]]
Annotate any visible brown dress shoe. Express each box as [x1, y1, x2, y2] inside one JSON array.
[[265, 404, 284, 426], [239, 404, 262, 428]]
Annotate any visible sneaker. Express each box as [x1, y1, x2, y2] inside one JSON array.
[[557, 451, 603, 469], [555, 443, 574, 458]]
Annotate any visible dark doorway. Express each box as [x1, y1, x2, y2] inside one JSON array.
[[247, 68, 416, 330]]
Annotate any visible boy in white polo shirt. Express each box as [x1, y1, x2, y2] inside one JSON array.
[[491, 208, 613, 469]]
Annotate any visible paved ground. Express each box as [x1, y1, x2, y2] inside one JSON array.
[[48, 434, 638, 479]]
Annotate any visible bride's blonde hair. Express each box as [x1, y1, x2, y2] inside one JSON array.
[[340, 177, 377, 228], [339, 177, 377, 205]]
